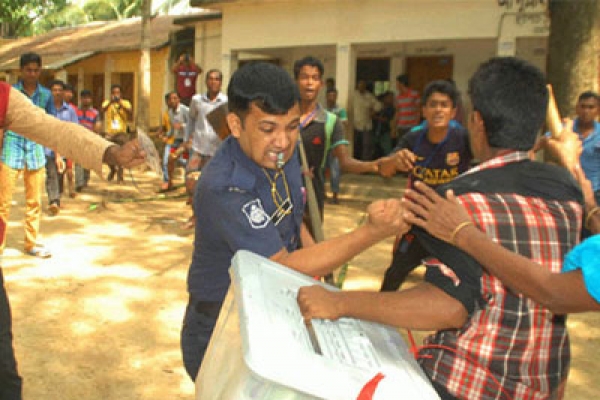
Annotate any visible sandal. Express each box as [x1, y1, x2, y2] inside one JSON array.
[[26, 245, 52, 259]]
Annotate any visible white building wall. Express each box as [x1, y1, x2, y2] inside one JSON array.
[[195, 19, 222, 94]]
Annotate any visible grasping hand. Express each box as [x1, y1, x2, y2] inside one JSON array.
[[365, 198, 409, 239], [103, 140, 146, 169], [394, 148, 417, 173], [297, 286, 344, 322]]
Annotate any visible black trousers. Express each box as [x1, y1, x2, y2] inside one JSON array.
[[380, 233, 428, 292], [0, 268, 22, 400]]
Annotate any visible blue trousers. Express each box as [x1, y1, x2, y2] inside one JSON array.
[[180, 298, 223, 381], [327, 153, 340, 194]]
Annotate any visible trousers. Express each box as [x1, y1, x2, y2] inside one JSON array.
[[0, 162, 45, 253], [0, 265, 22, 400], [180, 297, 223, 382]]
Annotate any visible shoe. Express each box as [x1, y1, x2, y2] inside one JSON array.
[[26, 245, 51, 259], [69, 192, 77, 199], [75, 186, 83, 193], [48, 203, 60, 216]]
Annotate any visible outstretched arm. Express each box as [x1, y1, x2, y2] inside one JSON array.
[[403, 181, 600, 314], [297, 282, 467, 331], [271, 199, 408, 276]]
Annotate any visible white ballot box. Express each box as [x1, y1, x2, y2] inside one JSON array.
[[196, 250, 440, 400]]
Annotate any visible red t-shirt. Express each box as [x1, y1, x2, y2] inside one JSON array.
[[175, 64, 200, 99]]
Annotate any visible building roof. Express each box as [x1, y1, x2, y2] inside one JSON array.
[[0, 11, 216, 71], [190, 0, 236, 8]]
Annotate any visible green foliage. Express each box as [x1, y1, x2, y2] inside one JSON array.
[[1, 0, 184, 37], [0, 0, 69, 36]]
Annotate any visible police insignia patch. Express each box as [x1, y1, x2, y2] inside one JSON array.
[[242, 199, 270, 229]]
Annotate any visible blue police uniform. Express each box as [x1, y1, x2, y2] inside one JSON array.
[[181, 135, 305, 380]]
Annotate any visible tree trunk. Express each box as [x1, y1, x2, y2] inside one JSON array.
[[547, 0, 600, 117], [136, 0, 152, 132]]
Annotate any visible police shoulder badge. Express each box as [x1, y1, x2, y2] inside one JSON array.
[[242, 199, 270, 229]]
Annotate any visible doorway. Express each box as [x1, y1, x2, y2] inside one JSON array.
[[356, 58, 391, 96], [405, 56, 453, 94]]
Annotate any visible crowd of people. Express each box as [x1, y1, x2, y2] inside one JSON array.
[[0, 48, 599, 400]]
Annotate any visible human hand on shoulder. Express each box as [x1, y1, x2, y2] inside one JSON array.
[[403, 181, 476, 248]]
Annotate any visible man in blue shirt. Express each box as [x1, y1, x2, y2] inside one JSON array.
[[181, 62, 406, 382], [45, 80, 79, 215], [0, 52, 55, 259], [573, 91, 600, 205]]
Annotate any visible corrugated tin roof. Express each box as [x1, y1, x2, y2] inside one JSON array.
[[0, 12, 216, 71]]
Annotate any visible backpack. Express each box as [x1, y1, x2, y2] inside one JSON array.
[[319, 110, 338, 171]]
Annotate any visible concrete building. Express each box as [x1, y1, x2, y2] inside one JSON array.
[[189, 0, 549, 122]]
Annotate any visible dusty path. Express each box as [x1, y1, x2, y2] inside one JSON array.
[[1, 169, 597, 399]]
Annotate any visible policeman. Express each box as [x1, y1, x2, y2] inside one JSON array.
[[180, 62, 406, 381]]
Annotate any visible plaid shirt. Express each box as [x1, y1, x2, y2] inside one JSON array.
[[1, 81, 55, 170], [418, 152, 582, 400]]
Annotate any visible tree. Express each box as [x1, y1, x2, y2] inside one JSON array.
[[0, 0, 69, 37], [136, 0, 152, 132], [547, 0, 600, 117]]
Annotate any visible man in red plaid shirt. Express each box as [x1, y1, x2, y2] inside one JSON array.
[[298, 57, 582, 400]]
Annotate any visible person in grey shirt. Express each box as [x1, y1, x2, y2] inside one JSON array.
[[184, 69, 228, 228]]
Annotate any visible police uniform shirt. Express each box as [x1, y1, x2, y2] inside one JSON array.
[[394, 123, 472, 189], [188, 136, 305, 302]]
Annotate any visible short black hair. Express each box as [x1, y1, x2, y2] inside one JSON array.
[[20, 52, 42, 68], [64, 83, 74, 92], [110, 84, 122, 92], [293, 56, 324, 79], [206, 69, 223, 81], [80, 89, 92, 97], [578, 91, 599, 103], [396, 74, 409, 86], [468, 57, 547, 151], [164, 91, 177, 103], [422, 80, 458, 107], [326, 77, 335, 85], [326, 88, 338, 95], [228, 62, 299, 120], [49, 79, 65, 90]]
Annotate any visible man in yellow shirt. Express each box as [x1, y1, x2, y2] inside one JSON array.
[[102, 84, 132, 183]]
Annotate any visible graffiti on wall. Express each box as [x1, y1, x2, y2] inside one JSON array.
[[498, 0, 546, 12]]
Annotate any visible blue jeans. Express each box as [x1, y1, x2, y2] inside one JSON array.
[[327, 153, 340, 194], [0, 268, 22, 400], [162, 140, 184, 183], [180, 298, 223, 382]]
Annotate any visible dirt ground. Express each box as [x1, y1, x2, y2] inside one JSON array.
[[2, 168, 598, 399]]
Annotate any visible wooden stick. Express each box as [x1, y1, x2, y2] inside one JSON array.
[[296, 138, 335, 285], [546, 84, 562, 139]]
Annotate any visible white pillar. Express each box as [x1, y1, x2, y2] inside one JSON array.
[[335, 42, 355, 146], [77, 67, 84, 107], [221, 50, 238, 90], [104, 56, 113, 131]]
